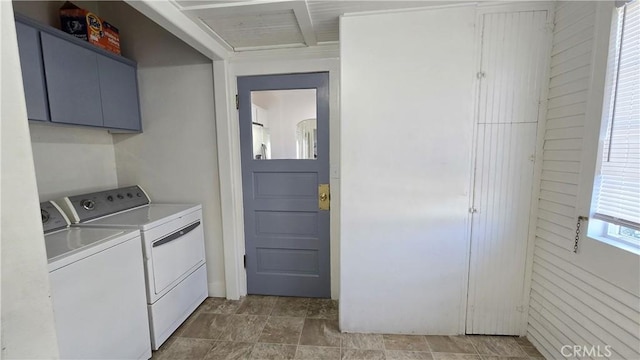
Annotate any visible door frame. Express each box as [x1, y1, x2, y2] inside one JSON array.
[[213, 47, 341, 300], [464, 2, 555, 335]]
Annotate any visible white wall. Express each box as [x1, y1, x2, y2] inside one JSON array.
[[339, 6, 476, 334], [30, 125, 118, 200], [0, 2, 60, 358], [98, 1, 226, 297], [12, 0, 119, 201], [528, 2, 640, 358]]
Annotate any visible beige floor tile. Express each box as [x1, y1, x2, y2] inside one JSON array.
[[250, 343, 297, 359], [425, 336, 476, 354], [468, 336, 527, 357], [204, 341, 254, 360], [299, 319, 341, 347], [258, 316, 305, 344], [181, 313, 232, 340], [153, 338, 216, 360], [200, 297, 244, 315], [218, 315, 269, 342], [295, 346, 341, 360], [383, 334, 430, 351], [386, 350, 434, 359], [236, 296, 278, 316], [174, 307, 205, 337], [432, 354, 481, 360], [272, 297, 311, 317], [341, 333, 384, 350], [340, 349, 386, 360], [307, 299, 339, 320], [513, 337, 532, 347], [519, 344, 543, 358]]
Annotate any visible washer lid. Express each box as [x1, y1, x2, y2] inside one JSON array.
[[81, 204, 201, 231], [45, 227, 139, 266]]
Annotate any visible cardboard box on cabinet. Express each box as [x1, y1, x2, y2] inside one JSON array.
[[59, 1, 121, 55]]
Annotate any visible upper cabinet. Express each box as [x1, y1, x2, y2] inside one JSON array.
[[41, 32, 104, 127], [97, 55, 141, 131], [15, 21, 49, 122], [14, 15, 142, 132]]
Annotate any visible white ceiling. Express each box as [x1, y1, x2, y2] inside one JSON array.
[[171, 0, 454, 51]]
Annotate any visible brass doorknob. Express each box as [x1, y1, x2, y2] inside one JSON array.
[[318, 184, 330, 210]]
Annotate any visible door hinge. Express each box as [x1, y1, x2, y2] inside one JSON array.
[[243, 254, 246, 268], [469, 207, 478, 214], [476, 71, 486, 79], [236, 95, 239, 110]]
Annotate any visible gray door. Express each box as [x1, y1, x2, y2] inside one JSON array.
[[238, 72, 330, 298]]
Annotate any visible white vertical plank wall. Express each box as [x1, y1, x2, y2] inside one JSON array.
[[466, 10, 549, 335], [467, 123, 537, 335], [527, 2, 640, 359]]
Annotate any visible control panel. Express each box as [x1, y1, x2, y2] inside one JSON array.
[[41, 201, 69, 234], [67, 185, 150, 222]]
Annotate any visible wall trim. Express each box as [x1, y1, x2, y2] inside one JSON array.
[[230, 44, 339, 62], [520, 3, 556, 338]]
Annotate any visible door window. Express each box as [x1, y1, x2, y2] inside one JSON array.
[[250, 89, 317, 160]]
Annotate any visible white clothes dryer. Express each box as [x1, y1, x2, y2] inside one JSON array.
[[56, 186, 208, 350]]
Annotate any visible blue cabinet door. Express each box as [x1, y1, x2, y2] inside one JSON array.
[[40, 32, 103, 127], [15, 22, 49, 122], [97, 55, 141, 131]]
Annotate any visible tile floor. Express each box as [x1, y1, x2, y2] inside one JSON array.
[[152, 296, 545, 360]]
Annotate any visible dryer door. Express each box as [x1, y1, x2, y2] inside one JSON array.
[[149, 214, 205, 296]]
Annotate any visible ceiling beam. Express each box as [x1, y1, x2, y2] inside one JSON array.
[[292, 0, 317, 46]]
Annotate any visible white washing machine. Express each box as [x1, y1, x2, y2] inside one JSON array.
[[55, 186, 208, 350], [41, 201, 151, 360]]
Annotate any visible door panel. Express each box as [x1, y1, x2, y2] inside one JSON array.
[[15, 22, 49, 122], [467, 123, 537, 335], [40, 32, 103, 127], [466, 10, 548, 335], [239, 73, 330, 298], [477, 11, 549, 124], [97, 55, 141, 131]]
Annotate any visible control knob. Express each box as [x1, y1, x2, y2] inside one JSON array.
[[127, 193, 133, 198], [81, 199, 95, 211], [117, 194, 124, 199], [107, 195, 114, 202], [41, 209, 50, 223]]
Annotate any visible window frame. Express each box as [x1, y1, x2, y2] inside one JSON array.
[[587, 0, 640, 255]]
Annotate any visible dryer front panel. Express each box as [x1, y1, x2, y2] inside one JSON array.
[[144, 209, 205, 302]]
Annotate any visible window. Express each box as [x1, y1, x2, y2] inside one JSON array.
[[593, 0, 640, 250]]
